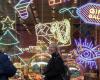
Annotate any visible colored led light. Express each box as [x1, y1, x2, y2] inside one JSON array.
[[14, 0, 33, 19], [59, 7, 79, 18], [75, 38, 100, 69], [48, 0, 63, 6], [76, 3, 100, 25], [0, 30, 19, 45], [1, 16, 15, 30], [35, 19, 71, 46]]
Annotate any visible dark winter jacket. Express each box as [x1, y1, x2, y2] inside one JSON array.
[[0, 52, 17, 80], [43, 52, 68, 80]]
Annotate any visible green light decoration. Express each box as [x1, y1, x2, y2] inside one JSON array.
[[35, 19, 71, 46], [1, 16, 15, 30], [0, 30, 19, 45], [0, 16, 23, 56]]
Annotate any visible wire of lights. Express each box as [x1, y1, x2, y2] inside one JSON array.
[[30, 0, 40, 24], [51, 6, 56, 21]]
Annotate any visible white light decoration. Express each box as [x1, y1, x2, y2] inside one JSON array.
[[0, 29, 19, 45], [35, 19, 71, 46]]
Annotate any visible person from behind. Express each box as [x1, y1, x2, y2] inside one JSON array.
[[0, 50, 17, 80], [43, 43, 70, 80]]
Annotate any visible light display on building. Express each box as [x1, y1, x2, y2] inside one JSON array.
[[35, 19, 71, 46], [14, 0, 33, 19], [0, 16, 23, 56], [0, 30, 19, 45], [75, 38, 100, 69], [59, 7, 79, 18], [77, 3, 100, 25], [1, 16, 15, 30]]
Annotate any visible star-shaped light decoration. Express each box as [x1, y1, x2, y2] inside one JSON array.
[[1, 16, 15, 30]]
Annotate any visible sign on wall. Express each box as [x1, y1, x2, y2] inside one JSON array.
[[77, 3, 100, 25]]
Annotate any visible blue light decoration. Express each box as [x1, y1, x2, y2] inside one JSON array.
[[59, 7, 79, 18], [14, 0, 33, 19], [74, 38, 100, 69], [76, 3, 100, 25]]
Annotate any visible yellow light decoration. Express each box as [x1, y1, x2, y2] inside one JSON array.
[[50, 19, 71, 46], [35, 19, 71, 46], [1, 16, 15, 30]]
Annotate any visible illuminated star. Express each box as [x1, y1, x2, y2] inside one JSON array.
[[1, 16, 15, 30]]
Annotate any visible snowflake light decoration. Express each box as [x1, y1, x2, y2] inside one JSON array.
[[75, 38, 100, 69]]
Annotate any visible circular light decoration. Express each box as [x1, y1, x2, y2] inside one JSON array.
[[74, 38, 100, 69]]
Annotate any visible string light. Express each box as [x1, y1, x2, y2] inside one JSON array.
[[51, 6, 56, 21], [30, 1, 40, 23]]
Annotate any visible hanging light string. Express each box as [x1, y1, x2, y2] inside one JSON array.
[[30, 0, 40, 24], [79, 0, 82, 38], [51, 6, 56, 21], [41, 0, 44, 23]]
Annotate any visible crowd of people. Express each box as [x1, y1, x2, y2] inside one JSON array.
[[0, 43, 100, 80]]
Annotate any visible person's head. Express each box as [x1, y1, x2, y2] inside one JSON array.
[[48, 43, 59, 55]]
